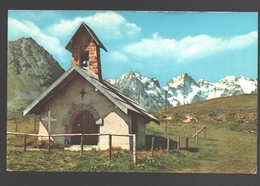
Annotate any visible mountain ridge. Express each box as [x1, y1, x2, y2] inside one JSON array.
[[7, 37, 257, 116], [8, 37, 65, 117], [105, 71, 257, 110]]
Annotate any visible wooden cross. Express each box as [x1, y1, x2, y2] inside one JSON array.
[[80, 88, 86, 99], [42, 110, 57, 135]]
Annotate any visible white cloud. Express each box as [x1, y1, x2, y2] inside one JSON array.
[[221, 31, 258, 50], [8, 17, 65, 60], [8, 11, 141, 67], [107, 51, 129, 62], [125, 23, 141, 37], [123, 31, 258, 62], [45, 17, 83, 38], [46, 11, 141, 39], [125, 33, 172, 56]]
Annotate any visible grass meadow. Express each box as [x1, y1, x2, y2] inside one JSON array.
[[6, 94, 257, 173]]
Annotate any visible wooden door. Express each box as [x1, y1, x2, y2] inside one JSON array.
[[71, 111, 99, 145]]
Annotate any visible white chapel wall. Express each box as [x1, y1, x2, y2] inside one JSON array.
[[40, 75, 131, 147], [99, 111, 131, 150]]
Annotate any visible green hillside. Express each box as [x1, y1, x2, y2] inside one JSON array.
[[152, 93, 257, 112], [7, 38, 65, 118], [150, 93, 257, 126]]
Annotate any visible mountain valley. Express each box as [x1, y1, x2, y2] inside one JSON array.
[[7, 37, 258, 117]]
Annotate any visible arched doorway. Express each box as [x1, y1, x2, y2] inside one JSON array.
[[71, 110, 99, 145]]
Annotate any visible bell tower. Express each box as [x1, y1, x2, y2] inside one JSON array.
[[65, 22, 107, 80]]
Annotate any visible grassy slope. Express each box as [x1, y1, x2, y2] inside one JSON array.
[[150, 93, 257, 130], [6, 94, 257, 173], [163, 93, 257, 111], [145, 121, 256, 173], [7, 66, 42, 118], [147, 93, 257, 173]]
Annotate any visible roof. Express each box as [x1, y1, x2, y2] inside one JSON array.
[[23, 65, 160, 124], [65, 22, 108, 52]]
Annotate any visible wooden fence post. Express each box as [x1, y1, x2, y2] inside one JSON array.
[[151, 136, 154, 156], [177, 136, 180, 151], [133, 134, 136, 164], [108, 134, 112, 161], [23, 134, 26, 152], [195, 133, 198, 145], [15, 121, 18, 133], [186, 134, 189, 149], [164, 121, 168, 133], [167, 137, 170, 153], [81, 134, 84, 156], [48, 135, 51, 154], [204, 126, 206, 138], [34, 117, 36, 132]]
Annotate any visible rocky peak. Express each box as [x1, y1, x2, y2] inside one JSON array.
[[131, 71, 142, 78], [106, 71, 257, 110], [8, 37, 64, 86], [105, 71, 170, 110], [166, 73, 199, 91], [8, 37, 65, 117], [151, 77, 160, 88], [168, 73, 194, 84], [218, 76, 237, 85]]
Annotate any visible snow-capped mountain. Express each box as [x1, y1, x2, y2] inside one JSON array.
[[197, 76, 257, 99], [106, 72, 257, 110], [165, 73, 204, 106], [106, 71, 171, 110]]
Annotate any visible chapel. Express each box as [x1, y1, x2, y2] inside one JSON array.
[[23, 22, 159, 150]]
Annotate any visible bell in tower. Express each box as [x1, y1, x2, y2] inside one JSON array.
[[81, 52, 89, 67], [65, 22, 107, 80]]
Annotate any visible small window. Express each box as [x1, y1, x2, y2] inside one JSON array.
[[81, 52, 89, 67], [82, 60, 89, 67]]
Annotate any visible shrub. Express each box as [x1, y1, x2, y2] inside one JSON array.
[[33, 139, 63, 149]]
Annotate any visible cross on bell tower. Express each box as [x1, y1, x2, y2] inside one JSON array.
[[65, 22, 108, 80]]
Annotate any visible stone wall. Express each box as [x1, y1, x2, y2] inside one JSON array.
[[70, 30, 101, 79]]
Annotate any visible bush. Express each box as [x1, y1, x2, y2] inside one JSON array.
[[33, 139, 64, 149]]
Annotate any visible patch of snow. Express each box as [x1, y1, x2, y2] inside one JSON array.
[[145, 89, 158, 97], [238, 77, 257, 94], [141, 76, 150, 84]]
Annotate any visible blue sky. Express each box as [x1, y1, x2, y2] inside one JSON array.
[[8, 11, 258, 86]]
